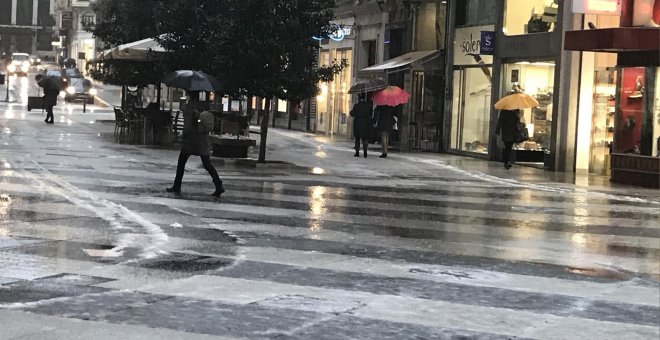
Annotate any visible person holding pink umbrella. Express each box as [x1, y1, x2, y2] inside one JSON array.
[[372, 86, 410, 158]]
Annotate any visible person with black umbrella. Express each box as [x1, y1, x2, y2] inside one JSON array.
[[163, 70, 225, 198], [166, 92, 225, 197], [35, 74, 60, 124], [350, 93, 374, 158]]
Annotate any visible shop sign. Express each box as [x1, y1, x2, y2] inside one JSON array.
[[480, 31, 495, 55], [313, 23, 353, 42], [572, 0, 621, 15], [454, 25, 494, 66]]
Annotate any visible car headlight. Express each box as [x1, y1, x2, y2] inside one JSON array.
[[20, 64, 29, 72], [66, 86, 76, 95], [7, 64, 16, 72], [36, 58, 41, 63], [89, 88, 97, 96], [29, 58, 34, 63]]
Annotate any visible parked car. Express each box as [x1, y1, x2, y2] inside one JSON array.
[[6, 53, 30, 76], [65, 76, 96, 103]]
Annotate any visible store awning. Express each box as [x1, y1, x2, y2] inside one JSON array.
[[564, 27, 660, 52], [360, 50, 439, 73], [101, 37, 166, 61]]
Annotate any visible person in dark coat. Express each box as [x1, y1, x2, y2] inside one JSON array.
[[35, 74, 59, 124], [350, 93, 373, 158], [495, 109, 521, 169], [167, 93, 224, 197], [375, 104, 398, 158]]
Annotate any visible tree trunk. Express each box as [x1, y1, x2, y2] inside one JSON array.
[[287, 101, 292, 130], [258, 97, 271, 163]]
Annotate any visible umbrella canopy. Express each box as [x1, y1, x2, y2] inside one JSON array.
[[162, 70, 221, 92], [101, 37, 166, 61], [348, 78, 387, 94], [494, 93, 539, 110], [371, 86, 410, 106]]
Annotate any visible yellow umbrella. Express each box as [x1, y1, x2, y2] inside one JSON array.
[[494, 93, 539, 110]]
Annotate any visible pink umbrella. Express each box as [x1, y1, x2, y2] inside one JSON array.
[[371, 86, 410, 106]]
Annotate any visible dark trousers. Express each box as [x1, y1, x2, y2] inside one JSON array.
[[45, 105, 54, 123], [172, 151, 221, 190], [354, 137, 368, 154], [503, 141, 514, 165]]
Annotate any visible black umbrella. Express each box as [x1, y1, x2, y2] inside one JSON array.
[[348, 78, 387, 94], [162, 70, 221, 92]]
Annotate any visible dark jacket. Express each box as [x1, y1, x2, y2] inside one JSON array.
[[181, 109, 214, 156], [375, 105, 398, 133], [350, 100, 374, 139], [37, 77, 60, 107], [495, 109, 520, 143]]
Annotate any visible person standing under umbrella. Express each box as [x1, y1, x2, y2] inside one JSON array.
[[35, 74, 59, 124], [350, 93, 373, 158], [167, 92, 225, 197], [374, 104, 399, 158], [495, 109, 521, 169]]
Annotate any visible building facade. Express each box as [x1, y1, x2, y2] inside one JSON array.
[[52, 0, 96, 72], [0, 0, 56, 57], [443, 0, 659, 186], [314, 0, 448, 152]]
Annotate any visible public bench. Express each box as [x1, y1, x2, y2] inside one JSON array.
[[209, 111, 256, 158]]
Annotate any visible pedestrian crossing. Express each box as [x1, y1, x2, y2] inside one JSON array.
[[0, 111, 659, 339]]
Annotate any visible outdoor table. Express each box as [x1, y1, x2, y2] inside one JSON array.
[[133, 107, 172, 145]]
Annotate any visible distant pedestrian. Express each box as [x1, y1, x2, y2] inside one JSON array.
[[350, 93, 374, 158], [374, 104, 398, 158], [495, 109, 521, 169], [167, 93, 225, 197], [35, 74, 59, 124]]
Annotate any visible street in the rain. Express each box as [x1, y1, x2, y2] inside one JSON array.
[[0, 67, 659, 339]]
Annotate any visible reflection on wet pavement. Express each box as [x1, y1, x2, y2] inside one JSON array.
[[0, 85, 659, 339]]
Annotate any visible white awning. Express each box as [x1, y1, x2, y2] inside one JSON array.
[[360, 50, 439, 72], [101, 37, 166, 61]]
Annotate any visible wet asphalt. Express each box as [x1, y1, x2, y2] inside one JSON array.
[[0, 71, 659, 339]]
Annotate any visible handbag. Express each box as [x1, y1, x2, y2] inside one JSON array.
[[514, 122, 529, 143]]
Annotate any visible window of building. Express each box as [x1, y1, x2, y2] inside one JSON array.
[[456, 0, 496, 27], [364, 40, 376, 67], [503, 0, 558, 35], [0, 0, 11, 25], [16, 0, 33, 26], [502, 62, 556, 153]]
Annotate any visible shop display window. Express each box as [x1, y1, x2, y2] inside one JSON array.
[[316, 49, 352, 135], [614, 67, 645, 154], [502, 62, 555, 154], [450, 67, 492, 154], [590, 68, 617, 174], [615, 67, 659, 157], [503, 0, 558, 35]]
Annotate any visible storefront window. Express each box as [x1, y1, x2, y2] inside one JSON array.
[[450, 67, 492, 154], [615, 67, 660, 157], [589, 67, 617, 174], [614, 67, 645, 154], [503, 0, 558, 35], [316, 49, 352, 135], [502, 62, 555, 152]]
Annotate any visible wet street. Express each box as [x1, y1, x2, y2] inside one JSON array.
[[1, 72, 659, 339]]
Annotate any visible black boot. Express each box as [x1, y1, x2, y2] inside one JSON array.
[[166, 186, 181, 195], [379, 153, 387, 158], [364, 149, 367, 158], [354, 151, 359, 157], [212, 180, 225, 197]]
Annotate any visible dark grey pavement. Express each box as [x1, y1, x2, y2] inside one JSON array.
[[0, 71, 659, 339]]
